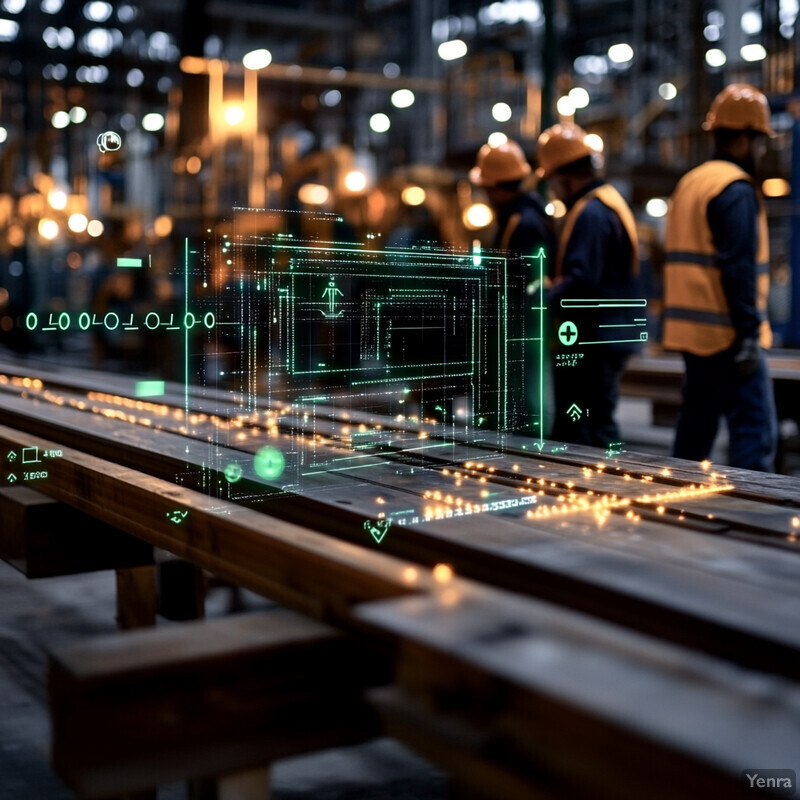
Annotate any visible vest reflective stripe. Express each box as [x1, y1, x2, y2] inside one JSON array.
[[663, 160, 771, 355], [664, 251, 716, 267], [664, 306, 767, 325], [556, 183, 639, 278]]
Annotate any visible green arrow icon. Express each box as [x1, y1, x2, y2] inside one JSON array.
[[364, 518, 391, 544]]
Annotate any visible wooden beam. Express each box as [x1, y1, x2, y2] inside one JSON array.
[[358, 588, 800, 800], [0, 485, 153, 579], [49, 610, 387, 798]]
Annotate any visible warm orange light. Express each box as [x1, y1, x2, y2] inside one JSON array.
[[180, 55, 209, 74], [87, 219, 104, 237], [401, 186, 426, 206], [344, 170, 367, 192], [68, 213, 88, 233], [298, 183, 329, 205], [433, 563, 454, 583], [48, 189, 67, 210], [762, 178, 790, 198], [463, 202, 493, 230], [153, 215, 173, 237], [224, 104, 245, 126], [7, 225, 24, 248], [38, 218, 59, 240]]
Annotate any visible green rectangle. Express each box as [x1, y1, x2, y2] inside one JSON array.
[[117, 257, 143, 268], [135, 380, 165, 397]]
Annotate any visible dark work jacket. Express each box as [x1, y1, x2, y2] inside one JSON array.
[[706, 159, 762, 340], [493, 191, 556, 267], [549, 180, 641, 354]]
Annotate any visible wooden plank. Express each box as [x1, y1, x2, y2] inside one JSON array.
[[0, 425, 429, 624], [0, 485, 153, 578], [49, 609, 387, 798], [357, 587, 800, 800], [2, 360, 799, 507]]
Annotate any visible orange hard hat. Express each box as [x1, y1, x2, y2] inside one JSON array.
[[536, 123, 600, 178], [703, 83, 774, 136], [469, 140, 531, 186]]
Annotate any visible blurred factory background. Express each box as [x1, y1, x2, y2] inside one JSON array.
[[1, 0, 800, 358]]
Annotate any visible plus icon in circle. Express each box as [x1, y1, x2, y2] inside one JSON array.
[[558, 320, 578, 346]]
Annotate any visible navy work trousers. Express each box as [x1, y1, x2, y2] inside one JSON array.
[[673, 349, 778, 472]]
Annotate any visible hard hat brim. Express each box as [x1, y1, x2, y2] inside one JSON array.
[[702, 120, 775, 137]]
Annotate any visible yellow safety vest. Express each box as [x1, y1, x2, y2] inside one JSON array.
[[555, 183, 639, 278], [663, 160, 771, 356]]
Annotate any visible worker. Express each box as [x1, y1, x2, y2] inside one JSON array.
[[470, 139, 555, 432], [469, 139, 555, 258], [663, 83, 777, 472], [536, 123, 640, 447]]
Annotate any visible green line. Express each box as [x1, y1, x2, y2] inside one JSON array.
[[302, 462, 385, 475], [184, 237, 189, 426], [536, 247, 546, 452], [579, 338, 646, 345]]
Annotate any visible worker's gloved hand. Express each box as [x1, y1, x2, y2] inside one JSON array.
[[733, 335, 760, 377]]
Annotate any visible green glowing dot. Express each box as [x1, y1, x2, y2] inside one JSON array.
[[224, 463, 243, 483], [254, 446, 285, 480]]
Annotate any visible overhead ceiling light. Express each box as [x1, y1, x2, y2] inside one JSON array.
[[369, 113, 390, 133], [491, 102, 512, 121], [741, 9, 762, 34], [51, 110, 69, 128], [740, 43, 767, 61], [438, 39, 467, 61], [608, 42, 633, 64], [658, 82, 678, 100], [463, 203, 493, 230], [391, 89, 415, 108], [298, 183, 329, 205], [243, 48, 272, 70], [68, 213, 88, 232], [645, 197, 668, 218], [584, 133, 604, 152], [87, 219, 104, 237], [401, 186, 426, 206], [142, 112, 165, 132], [38, 218, 59, 240], [344, 170, 367, 192], [762, 178, 790, 197], [83, 1, 112, 21], [224, 104, 245, 126], [556, 96, 575, 116], [568, 87, 590, 109]]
